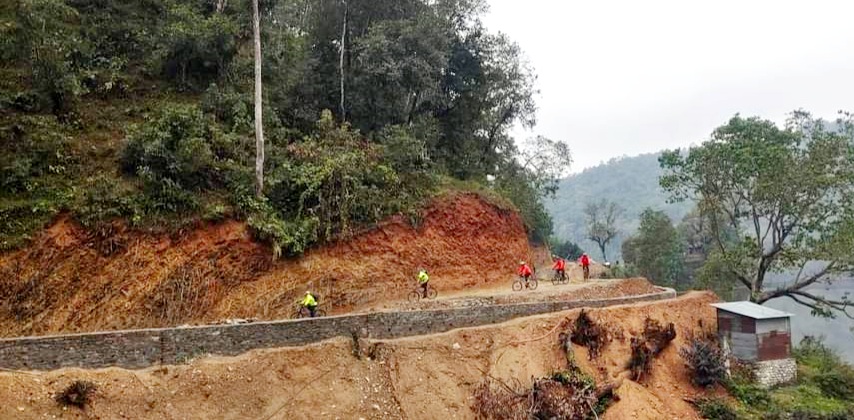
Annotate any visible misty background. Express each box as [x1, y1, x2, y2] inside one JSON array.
[[482, 0, 854, 361]]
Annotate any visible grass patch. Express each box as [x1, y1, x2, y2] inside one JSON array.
[[693, 397, 738, 420]]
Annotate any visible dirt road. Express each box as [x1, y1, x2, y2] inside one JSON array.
[[367, 277, 660, 312]]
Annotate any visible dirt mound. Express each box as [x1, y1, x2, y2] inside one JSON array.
[[0, 292, 718, 419], [0, 192, 541, 337]]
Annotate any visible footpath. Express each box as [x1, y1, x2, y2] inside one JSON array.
[[0, 286, 675, 371]]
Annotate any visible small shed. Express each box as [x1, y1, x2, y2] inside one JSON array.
[[711, 301, 796, 387]]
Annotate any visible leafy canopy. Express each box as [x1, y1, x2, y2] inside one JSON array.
[[584, 199, 623, 262], [660, 111, 854, 318], [622, 209, 683, 287]]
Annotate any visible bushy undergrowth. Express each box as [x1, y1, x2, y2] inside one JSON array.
[[711, 337, 854, 420], [680, 333, 727, 388], [794, 337, 854, 401], [1, 0, 560, 254], [0, 115, 78, 249], [693, 397, 738, 420], [55, 380, 97, 409]]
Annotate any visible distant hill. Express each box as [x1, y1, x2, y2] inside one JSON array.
[[546, 153, 693, 260]]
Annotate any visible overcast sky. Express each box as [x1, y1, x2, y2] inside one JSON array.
[[483, 0, 854, 172]]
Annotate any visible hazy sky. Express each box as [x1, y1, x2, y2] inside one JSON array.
[[483, 0, 854, 172]]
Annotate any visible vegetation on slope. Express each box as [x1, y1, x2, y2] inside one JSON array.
[[0, 0, 567, 254], [691, 337, 854, 419]]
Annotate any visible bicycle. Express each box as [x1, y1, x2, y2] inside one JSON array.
[[407, 283, 438, 302], [293, 304, 327, 319], [551, 269, 568, 285], [512, 276, 538, 291]]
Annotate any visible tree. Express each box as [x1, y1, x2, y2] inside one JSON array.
[[251, 0, 264, 197], [677, 207, 738, 256], [622, 209, 684, 287], [660, 111, 854, 318], [584, 199, 623, 261], [338, 0, 347, 121], [516, 135, 573, 197], [550, 238, 584, 260], [493, 136, 572, 242]]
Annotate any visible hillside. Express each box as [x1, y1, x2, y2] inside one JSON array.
[[0, 0, 557, 259], [546, 153, 693, 260], [0, 292, 719, 419], [0, 192, 547, 337]]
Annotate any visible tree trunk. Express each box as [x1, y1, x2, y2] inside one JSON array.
[[252, 0, 264, 197], [599, 243, 608, 262], [338, 0, 347, 121]]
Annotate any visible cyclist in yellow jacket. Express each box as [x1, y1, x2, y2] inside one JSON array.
[[301, 291, 318, 317], [417, 269, 430, 298]]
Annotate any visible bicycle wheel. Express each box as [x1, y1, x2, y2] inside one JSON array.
[[551, 272, 560, 286], [315, 308, 327, 317], [512, 280, 523, 291], [528, 279, 538, 290], [427, 287, 438, 299], [407, 290, 422, 302], [294, 308, 307, 319]]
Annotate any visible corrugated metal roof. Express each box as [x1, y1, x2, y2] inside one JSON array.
[[711, 301, 793, 319]]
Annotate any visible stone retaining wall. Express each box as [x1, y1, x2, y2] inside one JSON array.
[[0, 288, 676, 371], [754, 358, 797, 388]]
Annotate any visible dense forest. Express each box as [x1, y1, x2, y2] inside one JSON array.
[[546, 152, 693, 261], [0, 0, 568, 255]]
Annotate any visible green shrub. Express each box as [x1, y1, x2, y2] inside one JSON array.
[[121, 104, 247, 215], [201, 83, 252, 132], [157, 3, 239, 90], [0, 116, 76, 194], [75, 174, 142, 227], [265, 111, 431, 248], [680, 337, 728, 388], [794, 336, 854, 400], [12, 0, 92, 113], [725, 370, 772, 408], [237, 193, 318, 258], [771, 384, 851, 418]]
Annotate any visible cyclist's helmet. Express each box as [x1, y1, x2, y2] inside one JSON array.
[[519, 260, 526, 265]]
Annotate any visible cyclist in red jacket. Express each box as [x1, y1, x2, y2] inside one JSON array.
[[551, 255, 567, 282], [518, 261, 533, 284], [579, 253, 591, 280]]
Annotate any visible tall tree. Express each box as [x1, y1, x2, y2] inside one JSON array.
[[660, 111, 854, 318], [622, 209, 684, 287], [338, 0, 347, 121], [252, 0, 264, 197], [516, 135, 573, 197], [584, 199, 623, 261]]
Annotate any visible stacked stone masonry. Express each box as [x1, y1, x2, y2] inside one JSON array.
[[0, 288, 676, 371], [754, 358, 797, 388]]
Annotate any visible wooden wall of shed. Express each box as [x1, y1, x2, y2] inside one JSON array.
[[758, 331, 792, 361], [756, 317, 789, 334], [726, 332, 759, 361], [716, 310, 757, 334]]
